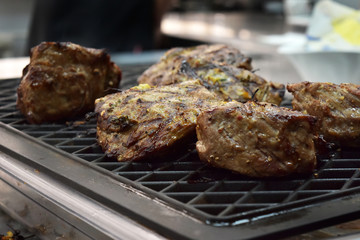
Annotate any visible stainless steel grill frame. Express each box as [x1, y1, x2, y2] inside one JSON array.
[[1, 65, 360, 239]]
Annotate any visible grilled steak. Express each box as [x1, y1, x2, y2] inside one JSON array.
[[196, 101, 317, 177], [17, 42, 121, 124], [138, 45, 284, 105], [95, 81, 220, 162], [138, 44, 253, 86], [287, 82, 360, 147]]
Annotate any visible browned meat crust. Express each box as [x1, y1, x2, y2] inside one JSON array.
[[138, 44, 253, 86], [17, 42, 121, 124], [95, 81, 221, 162], [196, 101, 317, 177], [287, 82, 360, 147], [138, 44, 284, 105]]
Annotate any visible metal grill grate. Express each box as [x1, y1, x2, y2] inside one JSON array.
[[1, 65, 360, 225]]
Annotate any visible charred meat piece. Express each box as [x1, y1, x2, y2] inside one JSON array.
[[287, 82, 360, 147], [17, 42, 121, 124], [138, 44, 253, 86], [138, 44, 284, 105], [196, 101, 317, 177], [95, 81, 221, 162]]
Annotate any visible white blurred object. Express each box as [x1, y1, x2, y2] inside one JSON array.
[[283, 0, 312, 26], [0, 57, 29, 79], [306, 0, 354, 38], [278, 49, 360, 84], [279, 0, 360, 84], [259, 32, 306, 46], [306, 0, 360, 51]]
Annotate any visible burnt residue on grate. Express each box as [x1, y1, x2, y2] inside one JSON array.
[[1, 65, 360, 225]]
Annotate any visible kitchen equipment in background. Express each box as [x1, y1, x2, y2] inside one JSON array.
[[279, 0, 360, 84], [278, 48, 360, 84]]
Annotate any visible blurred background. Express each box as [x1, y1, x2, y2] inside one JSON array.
[[0, 0, 359, 58], [0, 0, 359, 83]]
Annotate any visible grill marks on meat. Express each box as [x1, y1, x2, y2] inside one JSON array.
[[138, 44, 253, 86], [287, 82, 360, 147], [138, 44, 285, 105], [196, 101, 317, 177], [17, 42, 121, 123], [95, 81, 221, 162]]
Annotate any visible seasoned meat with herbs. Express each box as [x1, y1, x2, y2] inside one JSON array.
[[138, 45, 284, 105], [287, 82, 360, 147], [95, 81, 221, 162], [17, 42, 121, 124], [178, 60, 284, 105], [196, 101, 317, 177], [138, 44, 253, 86]]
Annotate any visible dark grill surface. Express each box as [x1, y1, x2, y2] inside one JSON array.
[[1, 65, 360, 225]]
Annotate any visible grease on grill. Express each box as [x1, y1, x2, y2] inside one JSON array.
[[187, 168, 229, 183], [85, 111, 98, 121]]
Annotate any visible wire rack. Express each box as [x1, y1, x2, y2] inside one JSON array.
[[1, 65, 360, 225]]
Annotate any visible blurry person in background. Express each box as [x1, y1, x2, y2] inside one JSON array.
[[26, 0, 171, 54]]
